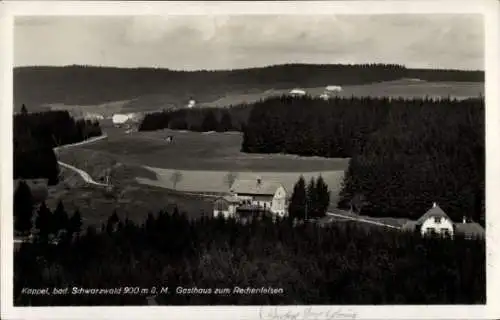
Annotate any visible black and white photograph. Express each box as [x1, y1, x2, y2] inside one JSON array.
[[1, 0, 499, 319]]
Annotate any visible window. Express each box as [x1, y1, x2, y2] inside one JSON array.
[[440, 228, 451, 237], [425, 227, 436, 235], [434, 217, 442, 224]]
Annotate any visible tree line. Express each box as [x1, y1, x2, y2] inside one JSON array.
[[14, 105, 102, 184], [288, 175, 330, 220], [241, 96, 484, 223], [139, 107, 246, 132], [14, 207, 485, 306], [14, 64, 483, 110]]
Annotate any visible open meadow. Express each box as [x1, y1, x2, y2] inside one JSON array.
[[24, 79, 484, 116], [56, 128, 349, 210], [198, 79, 483, 108], [76, 128, 350, 172]]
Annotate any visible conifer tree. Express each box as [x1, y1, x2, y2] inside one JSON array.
[[14, 181, 34, 234], [106, 211, 120, 234], [315, 175, 331, 217], [53, 200, 69, 234], [288, 176, 307, 220], [35, 202, 52, 240], [21, 104, 28, 115], [69, 209, 83, 236], [218, 111, 233, 132], [201, 110, 218, 132], [306, 178, 317, 219]]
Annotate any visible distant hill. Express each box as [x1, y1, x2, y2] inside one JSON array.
[[14, 64, 484, 112]]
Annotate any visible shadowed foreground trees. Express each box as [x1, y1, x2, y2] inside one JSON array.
[[14, 108, 102, 184], [14, 207, 485, 306]]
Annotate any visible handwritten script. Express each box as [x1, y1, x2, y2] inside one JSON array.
[[259, 306, 357, 320]]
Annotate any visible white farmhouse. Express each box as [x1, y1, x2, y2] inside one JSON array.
[[213, 177, 288, 219], [417, 202, 454, 237], [230, 177, 288, 216], [402, 202, 486, 240]]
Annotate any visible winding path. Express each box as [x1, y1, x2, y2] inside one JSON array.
[[58, 161, 108, 186], [55, 134, 110, 186]]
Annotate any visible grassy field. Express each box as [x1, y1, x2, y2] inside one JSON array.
[[198, 79, 484, 108], [56, 128, 349, 211], [77, 129, 350, 172], [30, 79, 484, 116]]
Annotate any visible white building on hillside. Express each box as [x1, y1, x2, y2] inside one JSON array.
[[326, 85, 343, 92], [402, 202, 485, 240], [112, 114, 130, 127], [289, 89, 306, 97], [213, 177, 288, 219], [417, 202, 454, 237]]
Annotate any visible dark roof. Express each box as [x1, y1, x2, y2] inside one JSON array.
[[455, 222, 485, 238], [230, 179, 283, 196], [416, 204, 451, 224]]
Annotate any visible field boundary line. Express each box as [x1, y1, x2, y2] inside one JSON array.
[[54, 134, 108, 152], [326, 211, 401, 230]]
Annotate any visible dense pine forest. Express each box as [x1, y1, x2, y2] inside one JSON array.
[[242, 96, 484, 224], [14, 64, 483, 109], [14, 207, 485, 306], [139, 96, 484, 224], [14, 105, 102, 184]]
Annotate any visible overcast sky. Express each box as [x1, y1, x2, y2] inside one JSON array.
[[14, 15, 484, 70]]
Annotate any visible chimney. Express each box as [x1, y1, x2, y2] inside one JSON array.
[[462, 216, 466, 224], [432, 202, 437, 208]]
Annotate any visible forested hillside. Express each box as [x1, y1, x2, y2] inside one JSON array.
[[14, 208, 485, 306], [242, 96, 485, 223], [14, 105, 102, 184], [14, 64, 483, 110]]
